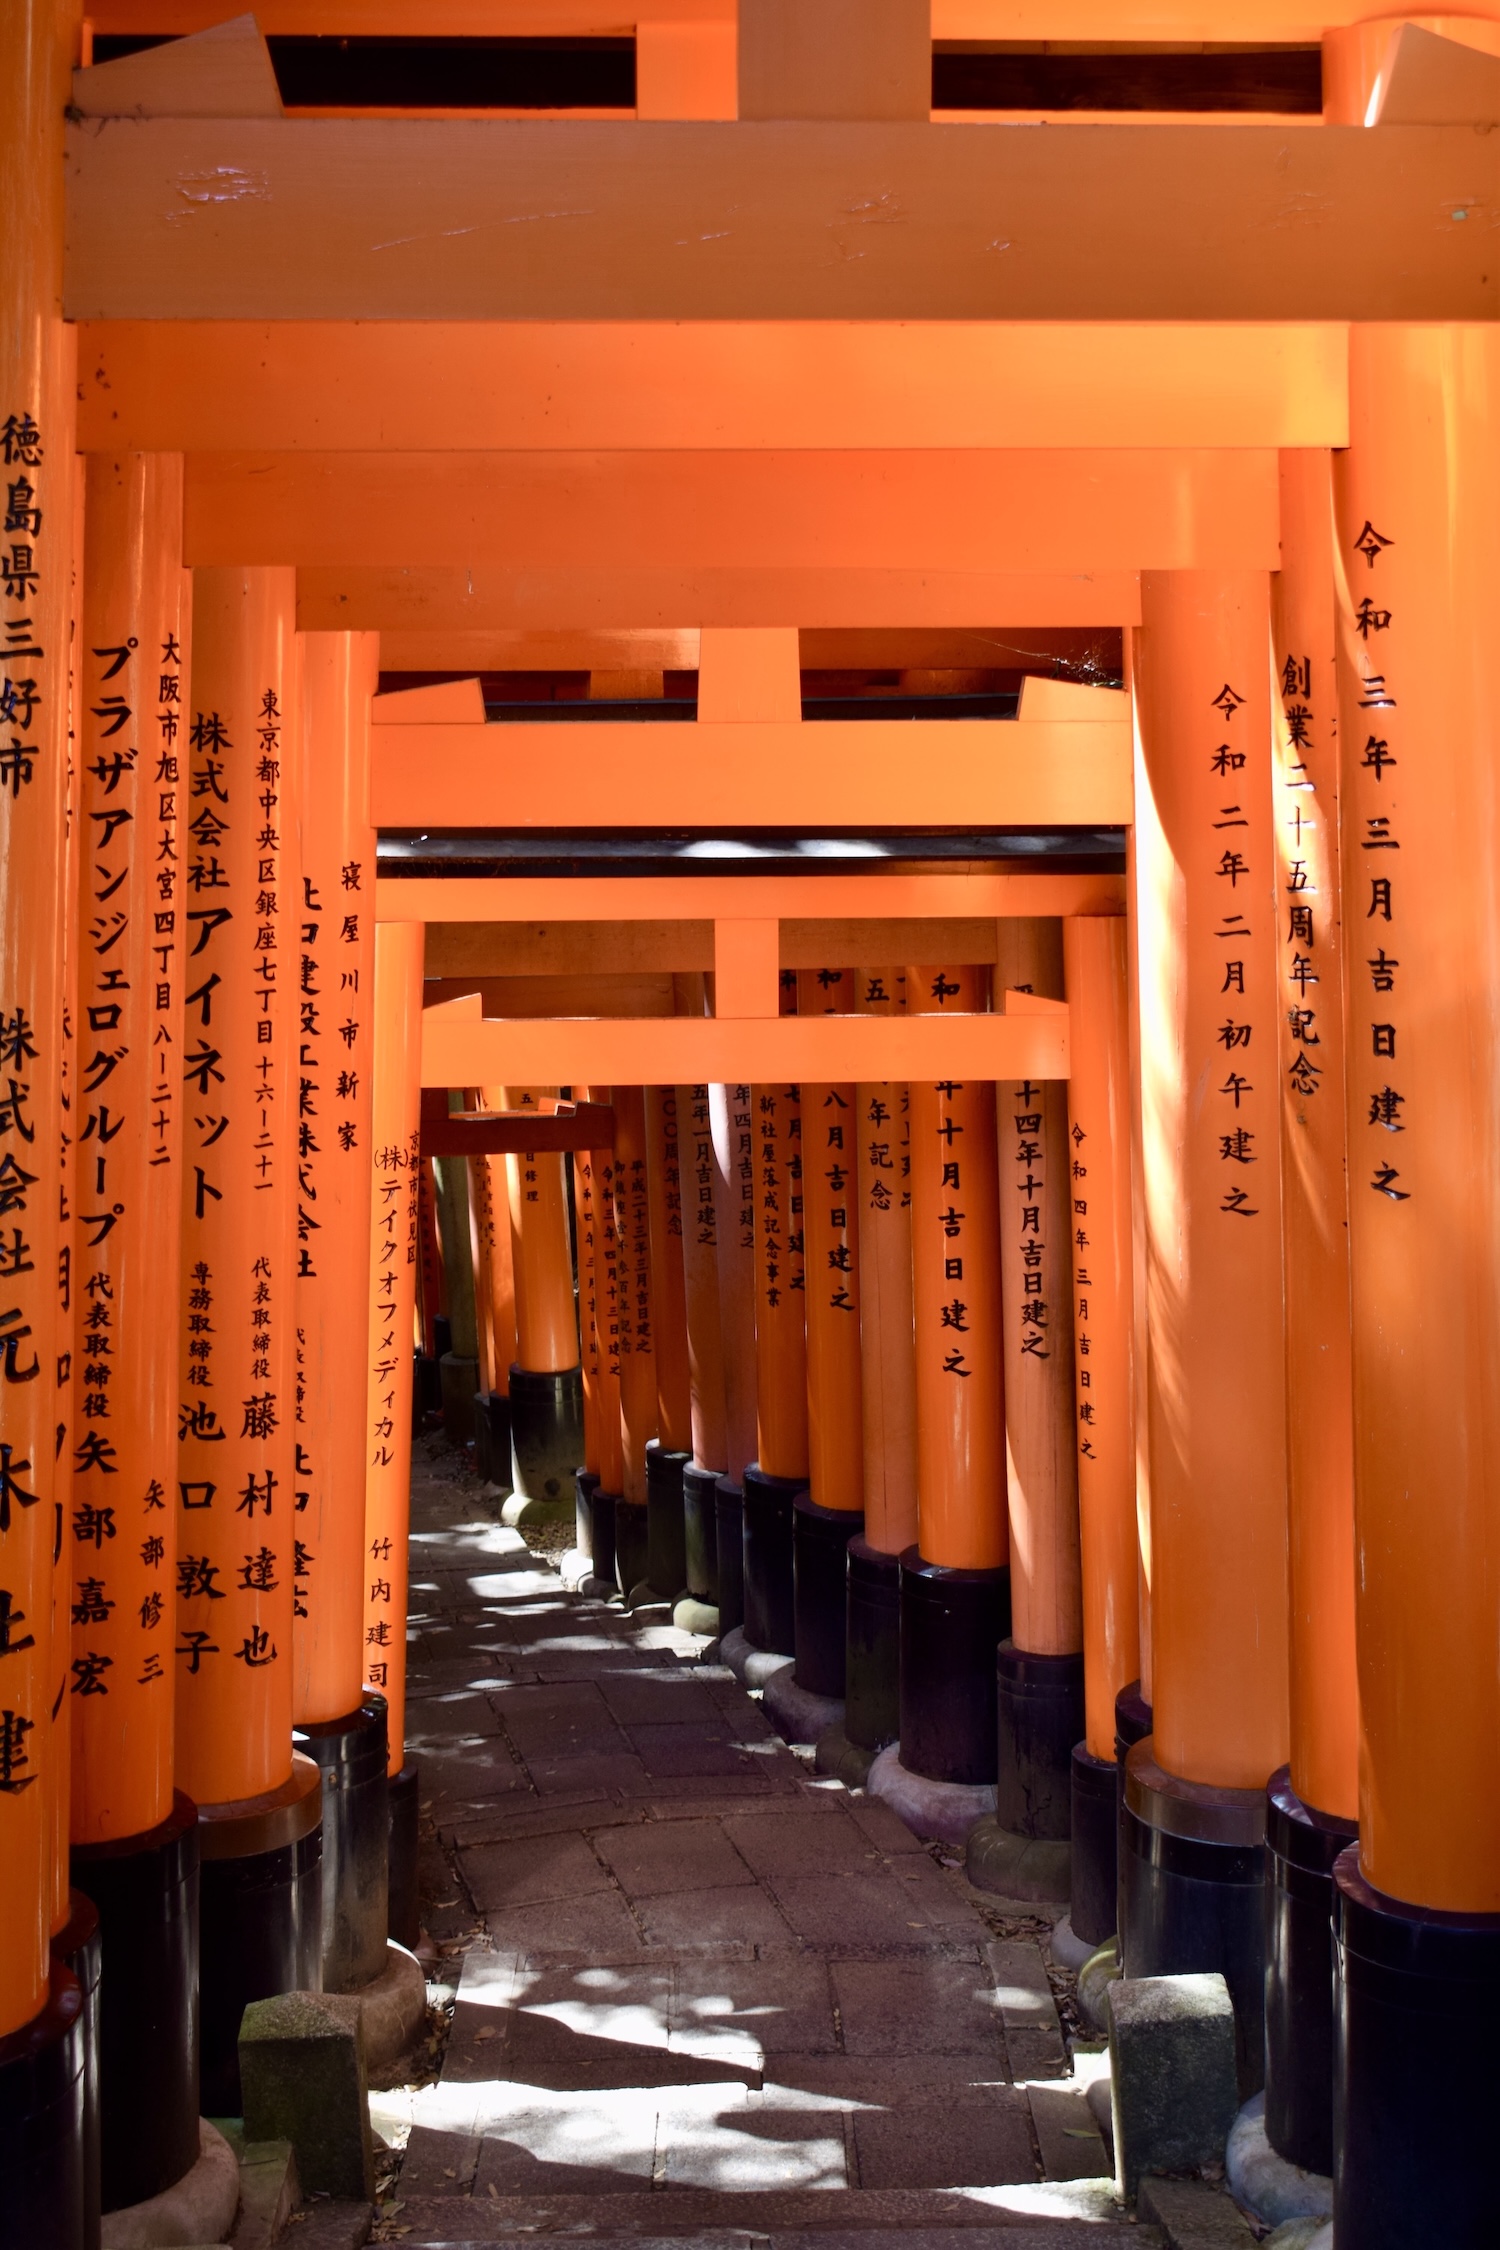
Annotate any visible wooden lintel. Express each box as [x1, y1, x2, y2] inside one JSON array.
[[66, 118, 1500, 322], [182, 449, 1278, 576], [422, 916, 1006, 977], [422, 1102, 616, 1153], [380, 871, 1127, 922]]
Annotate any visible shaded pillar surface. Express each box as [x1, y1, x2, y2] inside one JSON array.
[[798, 970, 862, 1698], [710, 1083, 758, 1486], [900, 966, 1006, 1785], [1330, 324, 1500, 2250], [751, 1082, 808, 1482], [853, 970, 916, 1560], [646, 1087, 693, 1455], [293, 631, 379, 1730], [610, 1088, 657, 1590], [363, 923, 424, 1777], [581, 1105, 624, 1501], [679, 1083, 728, 1477], [175, 567, 301, 1812], [1129, 568, 1289, 2090], [570, 1142, 605, 1482]]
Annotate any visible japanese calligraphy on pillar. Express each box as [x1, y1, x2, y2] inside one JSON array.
[[1205, 679, 1276, 1219], [174, 573, 298, 1806], [364, 1127, 418, 1697], [68, 459, 187, 1840]]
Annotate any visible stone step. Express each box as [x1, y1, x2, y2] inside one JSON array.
[[379, 2188, 1157, 2245]]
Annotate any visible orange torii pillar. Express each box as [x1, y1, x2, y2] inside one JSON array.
[[677, 1083, 728, 1630], [1128, 570, 1289, 2096], [1328, 327, 1500, 2248], [1263, 450, 1359, 2181], [969, 920, 1085, 1901], [741, 1079, 808, 1663], [568, 1129, 604, 1573], [363, 921, 424, 1951], [501, 1088, 583, 1521], [789, 969, 864, 1712], [0, 10, 84, 2233], [413, 1152, 445, 1417], [1058, 917, 1140, 1955], [609, 1088, 658, 1602], [844, 969, 915, 1760], [175, 569, 321, 2117], [64, 456, 199, 2223], [290, 631, 390, 1996], [430, 1134, 480, 1445], [883, 966, 1009, 1834], [466, 1086, 517, 1490], [644, 1086, 692, 1600], [709, 1082, 757, 1638], [578, 1104, 624, 1591]]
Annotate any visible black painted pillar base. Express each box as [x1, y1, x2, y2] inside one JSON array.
[[1334, 1845, 1500, 2250], [587, 1484, 617, 1591], [683, 1463, 720, 1604], [1120, 1737, 1268, 2099], [198, 1754, 324, 2117], [1265, 1767, 1357, 2178], [0, 1960, 88, 2250], [845, 1537, 901, 1752], [72, 1793, 198, 2214], [439, 1350, 480, 1446], [793, 1494, 862, 1700], [1070, 1743, 1120, 1948], [575, 1468, 598, 1563], [1114, 1679, 1153, 1938], [387, 1760, 421, 1952], [646, 1443, 691, 1599], [996, 1643, 1085, 1842], [413, 1350, 442, 1428], [714, 1478, 744, 1637], [473, 1388, 512, 1488], [613, 1496, 649, 1604], [295, 1701, 389, 1993], [742, 1465, 803, 1657], [52, 1894, 100, 2250], [508, 1363, 584, 1503], [898, 1549, 1010, 1787]]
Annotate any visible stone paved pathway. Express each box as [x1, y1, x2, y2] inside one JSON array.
[[372, 1443, 1150, 2247]]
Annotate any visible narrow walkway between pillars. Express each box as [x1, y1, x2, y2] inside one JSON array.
[[371, 1438, 1143, 2249]]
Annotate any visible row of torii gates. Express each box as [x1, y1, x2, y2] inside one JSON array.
[[3, 2, 1500, 2245]]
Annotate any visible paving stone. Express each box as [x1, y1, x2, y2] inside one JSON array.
[[521, 1749, 655, 1797], [387, 2122, 480, 2195], [627, 1725, 788, 1779], [724, 1809, 895, 1882], [1139, 2174, 1260, 2247], [459, 1829, 610, 1911], [410, 1739, 529, 1801], [771, 1872, 960, 1947], [670, 1956, 841, 2057], [986, 1939, 1070, 2080], [831, 1958, 1007, 2059], [844, 1796, 932, 1855], [1026, 2080, 1112, 2182], [593, 1818, 757, 1897], [851, 2090, 1038, 2189], [482, 1890, 646, 1956], [635, 1885, 797, 1951], [470, 2098, 658, 2195], [657, 2090, 848, 2190], [596, 1669, 728, 1726]]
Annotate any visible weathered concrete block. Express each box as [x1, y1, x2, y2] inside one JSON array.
[[1138, 2173, 1259, 2247], [1108, 1971, 1240, 2198], [239, 1990, 374, 2200]]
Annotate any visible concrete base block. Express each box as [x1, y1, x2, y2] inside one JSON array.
[[353, 1942, 428, 2073], [965, 1814, 1071, 1905], [579, 1572, 618, 1602], [1264, 2223, 1332, 2250], [239, 1991, 375, 2202], [1138, 2175, 1259, 2247], [557, 1547, 592, 1590], [813, 1722, 875, 1789], [217, 2128, 298, 2250], [1078, 1939, 1122, 2032], [500, 1490, 574, 1530], [672, 1595, 720, 1635], [762, 1666, 844, 1748], [1085, 2075, 1113, 2163], [625, 1579, 671, 1617], [100, 2119, 240, 2249], [865, 1741, 997, 1848], [1226, 2093, 1333, 2230], [1051, 1912, 1102, 1972], [719, 1625, 796, 1691], [1108, 1972, 1240, 2200]]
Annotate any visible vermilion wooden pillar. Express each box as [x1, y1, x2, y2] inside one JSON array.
[[677, 1083, 727, 1624], [709, 1081, 756, 1637], [1128, 568, 1289, 2097], [1329, 325, 1500, 2249], [644, 1086, 692, 1599], [794, 969, 864, 1702], [845, 968, 914, 1756], [502, 1088, 582, 1516], [1060, 916, 1140, 1951], [577, 1090, 624, 1589], [65, 454, 200, 2216], [568, 1133, 604, 1564], [609, 1087, 657, 1601], [897, 966, 1008, 1795], [743, 1078, 807, 1659], [175, 568, 320, 2117], [363, 920, 424, 1953], [466, 1083, 515, 1488], [991, 918, 1084, 1874], [290, 630, 387, 1997]]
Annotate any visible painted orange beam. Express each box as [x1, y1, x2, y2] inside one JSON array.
[[422, 1005, 1068, 1087], [66, 117, 1498, 324], [76, 322, 1349, 453], [371, 715, 1131, 832], [299, 563, 1141, 632], [82, 1, 1427, 33], [378, 874, 1127, 922], [184, 449, 1280, 575]]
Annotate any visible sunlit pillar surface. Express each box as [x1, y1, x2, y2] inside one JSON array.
[[502, 1087, 582, 1510], [678, 1083, 727, 1621], [743, 1078, 807, 1657], [644, 1086, 692, 1599], [609, 1087, 657, 1599]]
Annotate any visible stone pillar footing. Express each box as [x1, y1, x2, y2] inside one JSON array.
[[1264, 1767, 1357, 2179], [761, 1663, 843, 1749], [1225, 2091, 1332, 2235], [98, 2119, 239, 2250], [813, 1723, 876, 1790], [865, 1742, 997, 1850], [1119, 1739, 1268, 2102], [718, 1625, 794, 1690], [964, 1814, 1070, 1906]]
